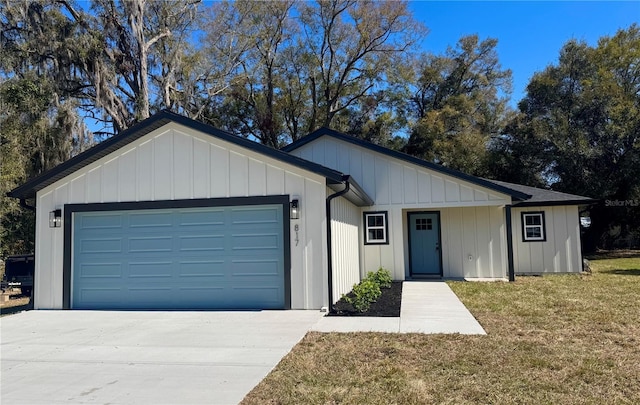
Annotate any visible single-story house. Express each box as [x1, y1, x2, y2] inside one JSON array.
[[8, 111, 596, 310]]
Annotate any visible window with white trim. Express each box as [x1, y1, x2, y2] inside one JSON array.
[[522, 212, 546, 242], [364, 211, 388, 244]]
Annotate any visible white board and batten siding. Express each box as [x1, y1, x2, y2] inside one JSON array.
[[35, 122, 328, 310], [330, 195, 361, 302], [512, 206, 582, 274], [358, 206, 507, 280], [431, 207, 507, 279], [291, 136, 511, 209], [290, 136, 511, 280]]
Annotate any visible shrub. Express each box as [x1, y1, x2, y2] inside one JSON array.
[[344, 279, 382, 312], [366, 267, 392, 289], [342, 268, 392, 312]]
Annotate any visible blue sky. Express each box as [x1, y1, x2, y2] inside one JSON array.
[[409, 1, 640, 107]]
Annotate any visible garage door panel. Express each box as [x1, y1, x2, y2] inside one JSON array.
[[231, 286, 283, 307], [79, 214, 123, 229], [178, 260, 226, 276], [79, 263, 122, 278], [128, 236, 173, 253], [128, 261, 173, 278], [72, 203, 286, 309], [176, 287, 226, 307], [127, 287, 173, 306], [232, 233, 280, 250], [178, 209, 225, 226], [231, 207, 280, 224], [230, 222, 281, 232], [129, 211, 173, 228], [231, 259, 280, 276], [178, 235, 225, 251], [77, 287, 124, 305], [80, 238, 122, 254]]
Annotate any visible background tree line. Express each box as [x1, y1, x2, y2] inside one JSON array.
[[1, 0, 638, 261]]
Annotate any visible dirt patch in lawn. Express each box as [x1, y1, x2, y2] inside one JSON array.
[[1, 289, 32, 316], [328, 281, 402, 317], [586, 249, 640, 260]]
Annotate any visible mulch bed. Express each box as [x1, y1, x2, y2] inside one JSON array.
[[328, 281, 402, 317]]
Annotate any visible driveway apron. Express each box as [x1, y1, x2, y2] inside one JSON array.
[[1, 310, 323, 405]]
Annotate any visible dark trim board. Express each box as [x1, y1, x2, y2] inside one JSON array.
[[328, 175, 374, 207], [64, 196, 288, 213], [63, 195, 292, 310], [505, 205, 515, 282], [406, 211, 443, 278], [513, 199, 599, 208]]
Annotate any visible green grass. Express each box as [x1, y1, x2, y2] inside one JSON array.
[[242, 252, 640, 405]]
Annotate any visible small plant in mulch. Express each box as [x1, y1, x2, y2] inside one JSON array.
[[331, 268, 402, 317], [344, 278, 381, 312]]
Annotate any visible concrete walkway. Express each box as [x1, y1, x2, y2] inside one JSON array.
[[312, 281, 486, 335]]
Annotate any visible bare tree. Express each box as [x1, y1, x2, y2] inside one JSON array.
[[201, 0, 296, 147], [299, 0, 426, 131], [199, 0, 425, 146], [88, 0, 200, 131]]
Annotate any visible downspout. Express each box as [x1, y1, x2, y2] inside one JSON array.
[[325, 176, 351, 313], [505, 205, 516, 282]]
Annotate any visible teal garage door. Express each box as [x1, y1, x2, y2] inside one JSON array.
[[72, 204, 286, 309]]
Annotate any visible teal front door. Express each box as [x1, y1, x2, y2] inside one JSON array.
[[408, 212, 442, 277]]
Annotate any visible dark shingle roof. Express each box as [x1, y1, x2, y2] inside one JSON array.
[[11, 112, 595, 209], [487, 179, 597, 207], [283, 127, 597, 207]]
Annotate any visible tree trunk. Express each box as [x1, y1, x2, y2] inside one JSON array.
[[127, 0, 150, 120]]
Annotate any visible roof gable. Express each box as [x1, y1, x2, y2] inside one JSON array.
[[9, 112, 357, 200], [283, 128, 532, 201]]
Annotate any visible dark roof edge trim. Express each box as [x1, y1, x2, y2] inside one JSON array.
[[284, 127, 532, 201], [9, 111, 347, 199], [8, 113, 172, 199], [343, 175, 374, 206], [327, 175, 374, 207], [513, 199, 600, 208]]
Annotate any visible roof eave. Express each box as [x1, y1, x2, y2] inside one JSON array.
[[328, 175, 374, 207], [513, 199, 600, 208]]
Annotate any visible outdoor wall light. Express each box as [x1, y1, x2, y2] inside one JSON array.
[[49, 209, 62, 228], [290, 199, 300, 220]]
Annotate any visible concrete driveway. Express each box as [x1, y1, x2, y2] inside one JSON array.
[[1, 310, 323, 405]]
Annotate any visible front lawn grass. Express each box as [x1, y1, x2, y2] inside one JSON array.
[[242, 252, 640, 404]]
